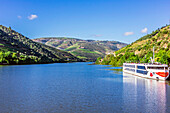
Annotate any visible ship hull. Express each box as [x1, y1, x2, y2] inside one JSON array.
[[123, 63, 169, 81]]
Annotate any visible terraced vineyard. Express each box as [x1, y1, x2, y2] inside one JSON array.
[[33, 38, 127, 61], [96, 25, 170, 66], [0, 25, 81, 64]]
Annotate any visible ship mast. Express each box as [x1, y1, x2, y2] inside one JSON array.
[[153, 46, 154, 63]]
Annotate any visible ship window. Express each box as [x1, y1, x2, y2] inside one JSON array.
[[137, 66, 146, 70], [137, 70, 148, 75], [147, 67, 164, 70], [124, 65, 135, 68], [125, 68, 135, 72]]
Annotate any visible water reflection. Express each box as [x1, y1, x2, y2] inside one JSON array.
[[123, 72, 167, 113], [106, 67, 123, 75], [0, 63, 169, 113]]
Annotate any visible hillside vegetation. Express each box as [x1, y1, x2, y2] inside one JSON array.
[[0, 25, 81, 65], [33, 38, 127, 61], [96, 25, 170, 66]]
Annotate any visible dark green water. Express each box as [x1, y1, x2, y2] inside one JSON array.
[[0, 62, 169, 113]]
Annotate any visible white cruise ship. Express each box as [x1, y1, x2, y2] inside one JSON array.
[[123, 63, 169, 80], [123, 47, 169, 80]]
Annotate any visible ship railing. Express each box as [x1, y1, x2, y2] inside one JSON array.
[[123, 63, 168, 66]]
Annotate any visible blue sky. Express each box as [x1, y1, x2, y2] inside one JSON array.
[[0, 0, 170, 43]]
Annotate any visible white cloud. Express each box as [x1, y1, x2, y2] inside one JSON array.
[[93, 34, 102, 37], [141, 28, 148, 33], [124, 32, 134, 36], [17, 15, 22, 19], [28, 14, 38, 20]]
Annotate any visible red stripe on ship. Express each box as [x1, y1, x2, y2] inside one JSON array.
[[156, 72, 169, 77], [150, 73, 153, 77]]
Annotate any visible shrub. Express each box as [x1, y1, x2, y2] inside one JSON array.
[[157, 41, 161, 45], [168, 43, 170, 48], [162, 30, 168, 34], [157, 33, 160, 37]]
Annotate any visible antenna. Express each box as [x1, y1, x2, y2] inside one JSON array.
[[153, 46, 154, 63], [150, 57, 152, 63]]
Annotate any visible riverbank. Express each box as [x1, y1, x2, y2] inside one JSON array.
[[0, 60, 85, 66]]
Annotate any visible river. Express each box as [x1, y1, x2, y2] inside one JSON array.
[[0, 62, 169, 113]]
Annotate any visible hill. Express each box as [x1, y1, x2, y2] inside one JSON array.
[[0, 25, 81, 65], [95, 25, 170, 66], [33, 37, 127, 61]]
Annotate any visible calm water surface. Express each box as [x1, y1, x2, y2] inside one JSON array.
[[0, 62, 170, 113]]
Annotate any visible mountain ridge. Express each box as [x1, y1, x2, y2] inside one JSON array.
[[0, 25, 81, 65], [95, 25, 170, 66], [33, 37, 127, 61]]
